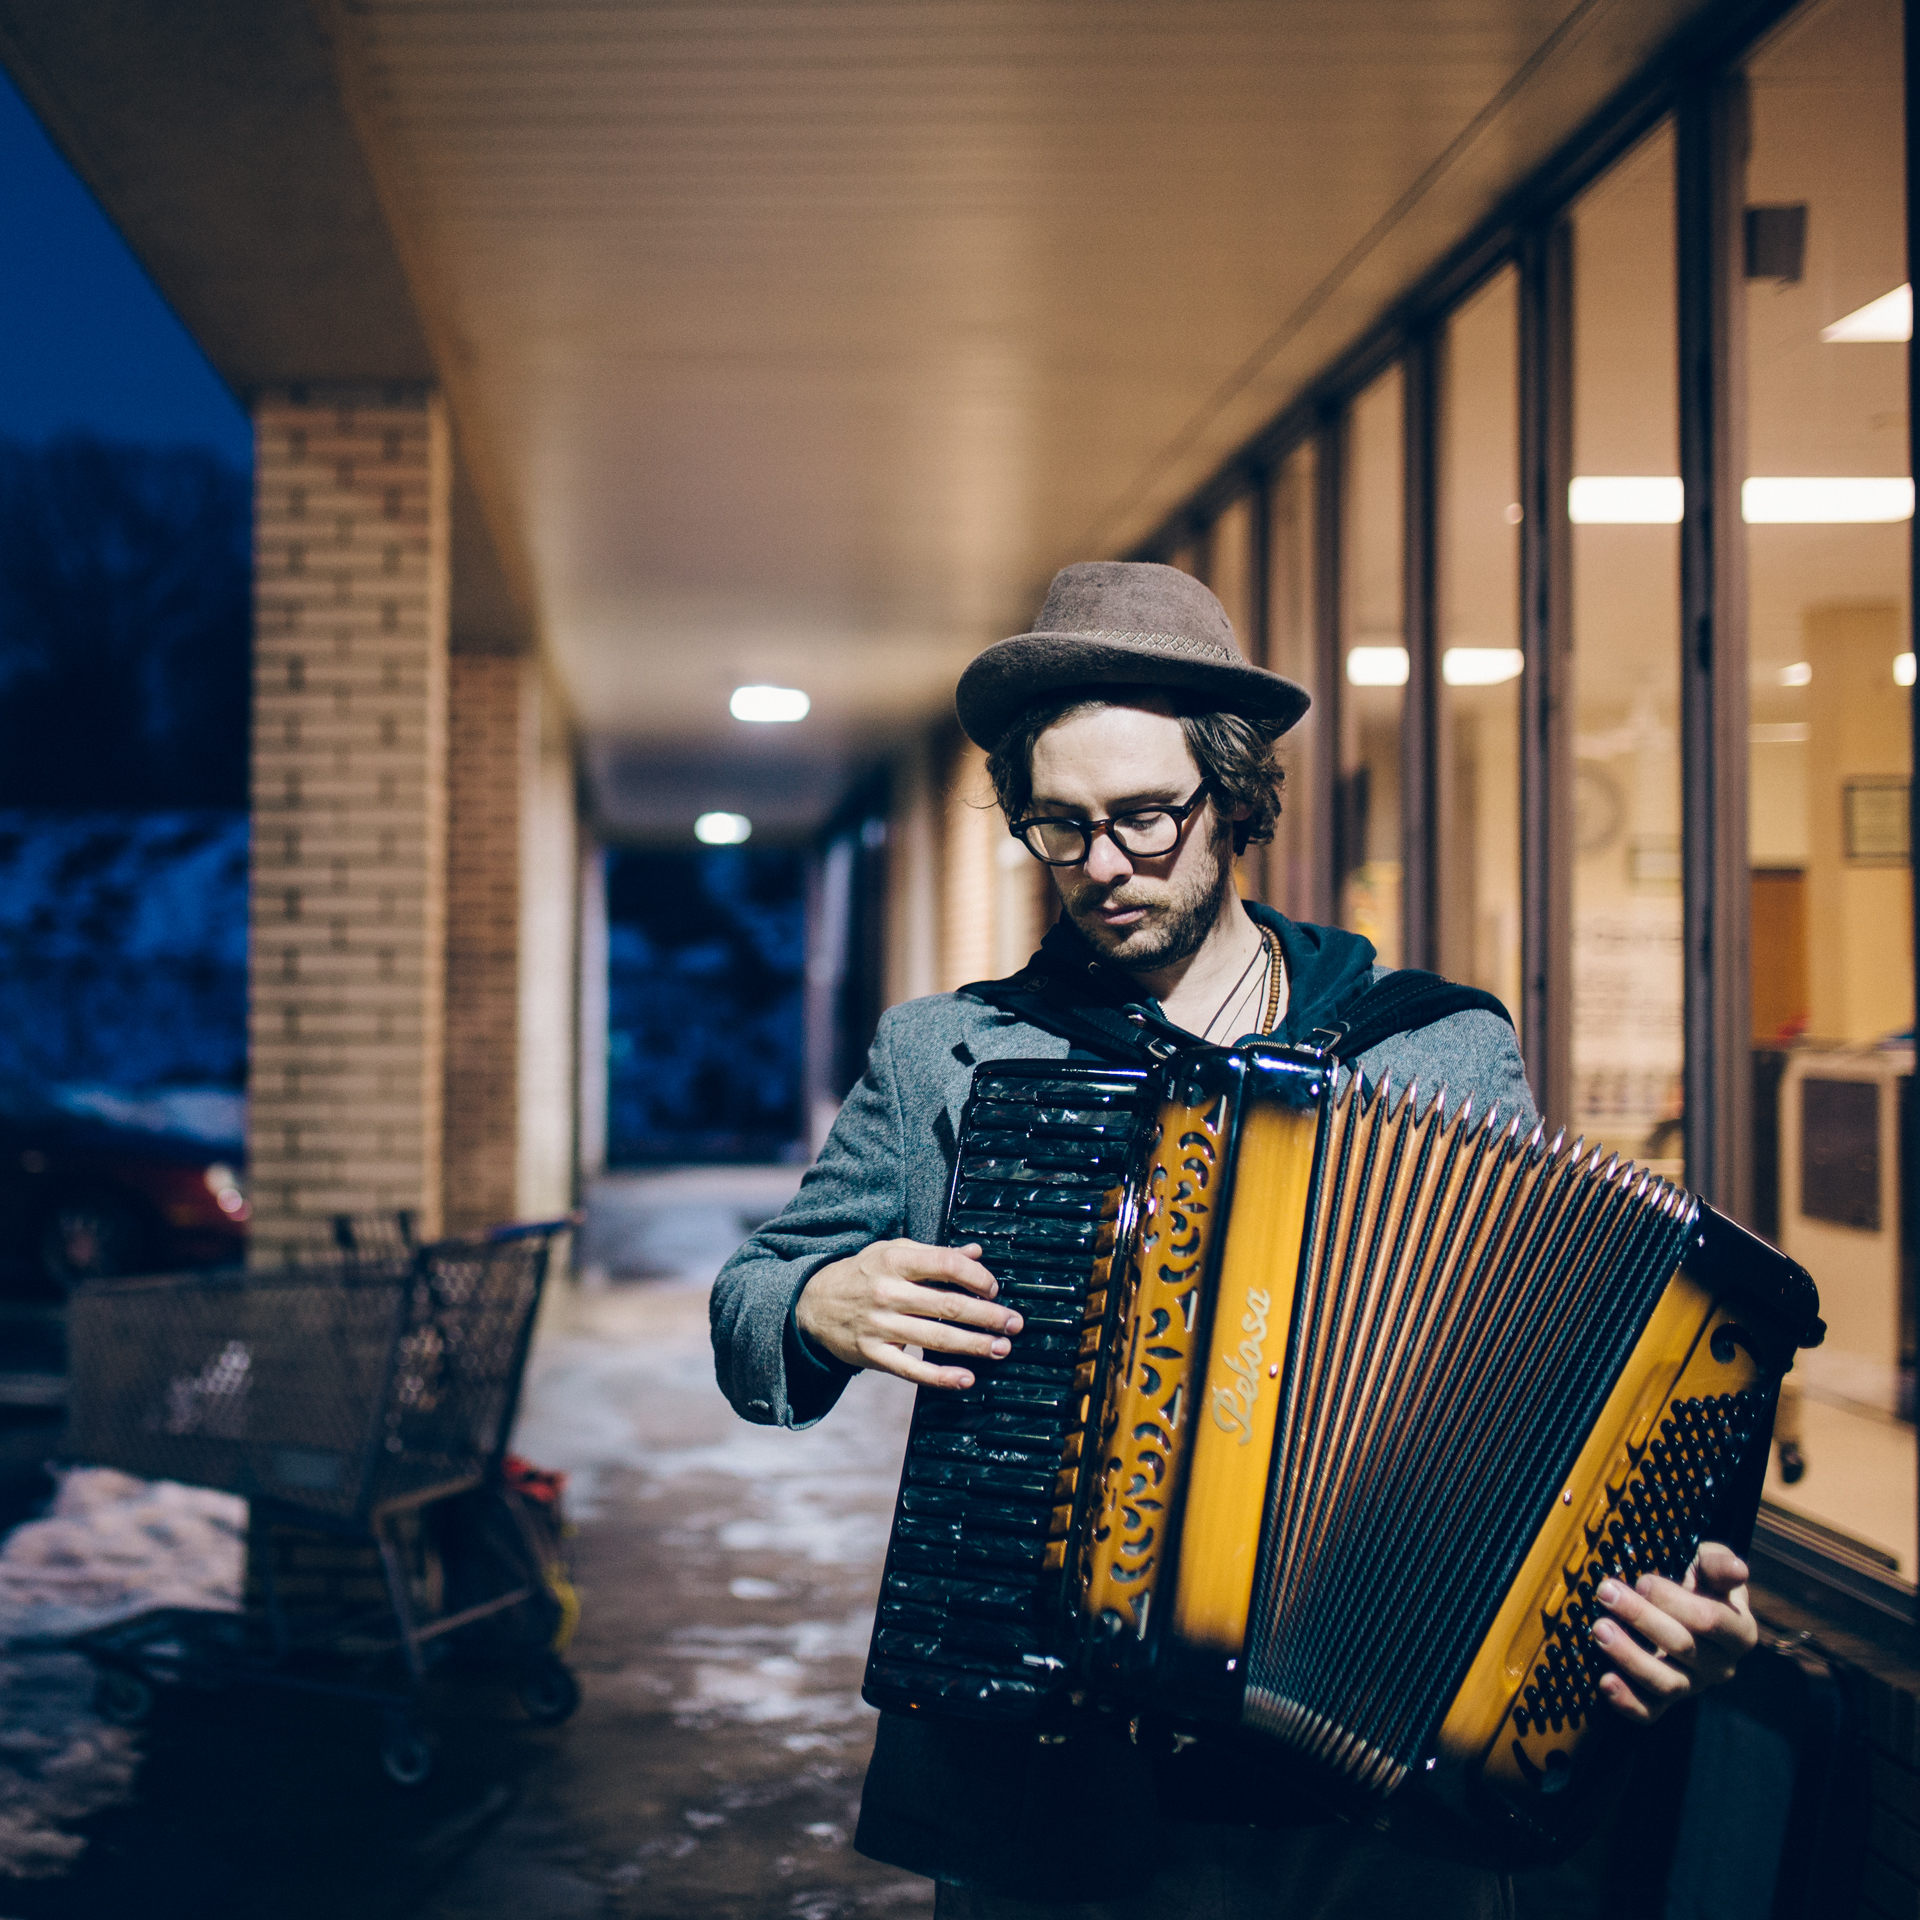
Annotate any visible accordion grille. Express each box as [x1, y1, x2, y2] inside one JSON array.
[[1240, 1075, 1698, 1791], [862, 1062, 1153, 1720]]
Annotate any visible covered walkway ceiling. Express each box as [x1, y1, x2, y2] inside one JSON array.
[[1, 0, 1716, 834]]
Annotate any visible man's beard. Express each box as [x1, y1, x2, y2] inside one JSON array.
[[1062, 833, 1236, 977]]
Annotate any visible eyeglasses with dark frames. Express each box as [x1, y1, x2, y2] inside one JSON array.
[[1010, 783, 1212, 867]]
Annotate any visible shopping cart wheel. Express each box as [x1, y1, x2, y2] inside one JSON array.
[[93, 1668, 155, 1727], [515, 1653, 581, 1727], [378, 1721, 435, 1788]]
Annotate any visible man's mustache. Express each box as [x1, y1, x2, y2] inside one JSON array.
[[1066, 883, 1160, 916]]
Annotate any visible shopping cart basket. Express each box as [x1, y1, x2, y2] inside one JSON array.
[[50, 1217, 577, 1784]]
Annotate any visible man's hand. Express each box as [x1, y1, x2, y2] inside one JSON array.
[[796, 1239, 1022, 1390], [1592, 1541, 1758, 1725]]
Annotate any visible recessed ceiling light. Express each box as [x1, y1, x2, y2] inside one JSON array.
[[1346, 646, 1409, 687], [1898, 653, 1916, 688], [1777, 661, 1812, 687], [730, 685, 810, 723], [695, 811, 752, 845], [1821, 284, 1911, 342]]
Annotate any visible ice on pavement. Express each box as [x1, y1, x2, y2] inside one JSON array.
[[0, 1468, 244, 1877]]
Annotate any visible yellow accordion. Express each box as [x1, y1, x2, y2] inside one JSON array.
[[863, 1043, 1823, 1848]]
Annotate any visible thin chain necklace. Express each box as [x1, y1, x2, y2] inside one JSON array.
[[1201, 928, 1271, 1044]]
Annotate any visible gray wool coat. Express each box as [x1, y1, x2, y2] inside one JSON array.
[[710, 972, 1537, 1430], [709, 933, 1539, 1899]]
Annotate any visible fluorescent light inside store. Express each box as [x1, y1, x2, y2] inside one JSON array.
[[730, 684, 811, 723], [1820, 284, 1912, 342], [1742, 477, 1913, 522], [1346, 647, 1409, 687], [1569, 475, 1915, 524], [1442, 648, 1524, 686], [1567, 476, 1684, 523]]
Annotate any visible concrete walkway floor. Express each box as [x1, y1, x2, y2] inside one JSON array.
[[413, 1167, 930, 1920], [0, 1166, 930, 1920]]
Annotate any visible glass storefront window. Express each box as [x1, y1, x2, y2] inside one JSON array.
[[1569, 126, 1685, 1173], [1266, 441, 1319, 919], [1438, 266, 1523, 1017], [1207, 493, 1266, 903], [1743, 0, 1915, 1578], [1208, 493, 1255, 644], [1342, 366, 1406, 963]]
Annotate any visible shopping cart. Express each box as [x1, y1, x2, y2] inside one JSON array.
[[51, 1217, 578, 1785]]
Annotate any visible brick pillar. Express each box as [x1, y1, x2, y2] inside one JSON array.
[[442, 651, 524, 1235], [247, 387, 452, 1262]]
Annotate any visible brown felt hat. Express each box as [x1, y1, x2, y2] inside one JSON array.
[[955, 561, 1311, 752]]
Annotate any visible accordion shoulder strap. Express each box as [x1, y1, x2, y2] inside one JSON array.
[[1321, 969, 1514, 1061], [961, 962, 1512, 1069], [959, 970, 1184, 1065]]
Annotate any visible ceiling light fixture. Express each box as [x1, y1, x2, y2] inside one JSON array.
[[1568, 476, 1685, 524], [1742, 477, 1913, 523], [1346, 646, 1409, 687], [1777, 661, 1812, 687], [1442, 648, 1524, 687], [695, 811, 752, 845], [1898, 653, 1917, 688], [730, 684, 811, 723], [1820, 284, 1912, 342]]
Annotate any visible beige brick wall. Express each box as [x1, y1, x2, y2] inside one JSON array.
[[934, 737, 1050, 996], [247, 387, 452, 1261], [443, 651, 523, 1235], [517, 668, 579, 1220]]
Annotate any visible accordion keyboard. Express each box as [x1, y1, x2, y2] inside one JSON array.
[[862, 1062, 1152, 1721]]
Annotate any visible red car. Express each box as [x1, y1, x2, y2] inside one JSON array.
[[0, 1100, 247, 1297]]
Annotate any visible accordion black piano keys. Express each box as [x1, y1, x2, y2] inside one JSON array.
[[862, 1044, 1825, 1849]]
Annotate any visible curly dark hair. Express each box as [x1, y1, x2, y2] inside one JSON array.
[[984, 690, 1287, 857]]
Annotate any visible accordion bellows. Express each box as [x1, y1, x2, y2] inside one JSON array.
[[862, 1043, 1822, 1848]]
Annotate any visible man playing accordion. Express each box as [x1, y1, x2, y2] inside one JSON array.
[[713, 562, 1760, 1918]]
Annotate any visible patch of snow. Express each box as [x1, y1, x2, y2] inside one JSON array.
[[0, 1468, 245, 1878], [49, 1084, 245, 1149], [0, 1469, 244, 1642]]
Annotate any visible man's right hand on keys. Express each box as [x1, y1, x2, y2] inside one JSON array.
[[795, 1240, 1022, 1390]]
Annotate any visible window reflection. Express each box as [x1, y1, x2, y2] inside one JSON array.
[[1743, 0, 1914, 1578], [1341, 367, 1406, 963], [1266, 442, 1319, 919], [1438, 267, 1523, 1017], [1569, 126, 1685, 1171]]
